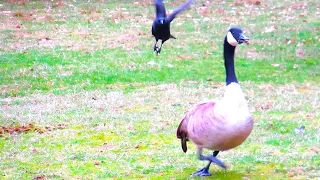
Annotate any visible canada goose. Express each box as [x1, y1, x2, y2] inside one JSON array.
[[176, 27, 253, 176], [152, 0, 193, 55]]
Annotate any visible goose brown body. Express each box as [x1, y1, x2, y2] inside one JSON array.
[[177, 83, 253, 153]]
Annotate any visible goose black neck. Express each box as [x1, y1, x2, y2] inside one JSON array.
[[223, 37, 238, 85]]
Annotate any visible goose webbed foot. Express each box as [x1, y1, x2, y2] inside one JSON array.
[[191, 162, 212, 177], [192, 151, 223, 177]]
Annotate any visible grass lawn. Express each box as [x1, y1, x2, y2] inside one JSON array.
[[0, 0, 319, 179]]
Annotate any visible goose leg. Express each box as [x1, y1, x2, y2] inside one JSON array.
[[191, 151, 219, 176], [213, 151, 220, 157], [191, 150, 225, 177]]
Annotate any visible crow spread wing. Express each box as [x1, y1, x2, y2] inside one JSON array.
[[154, 0, 166, 18], [167, 0, 193, 22]]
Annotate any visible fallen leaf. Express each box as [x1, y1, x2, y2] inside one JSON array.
[[308, 146, 320, 154], [295, 48, 304, 57], [197, 7, 211, 16], [215, 9, 226, 14], [287, 172, 295, 178], [300, 12, 307, 17], [292, 4, 305, 10], [56, 1, 64, 7], [255, 1, 261, 5], [32, 175, 46, 180], [177, 55, 192, 60]]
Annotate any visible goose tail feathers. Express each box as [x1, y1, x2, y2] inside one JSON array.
[[177, 118, 188, 153]]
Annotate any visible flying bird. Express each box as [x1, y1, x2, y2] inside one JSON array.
[[177, 27, 253, 176], [152, 0, 193, 55]]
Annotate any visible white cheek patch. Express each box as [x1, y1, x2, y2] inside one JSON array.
[[227, 31, 238, 46]]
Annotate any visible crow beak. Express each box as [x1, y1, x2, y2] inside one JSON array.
[[238, 33, 249, 44]]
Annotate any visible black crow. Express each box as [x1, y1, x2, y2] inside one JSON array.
[[152, 0, 193, 55]]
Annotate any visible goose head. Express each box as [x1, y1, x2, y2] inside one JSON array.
[[226, 27, 249, 46]]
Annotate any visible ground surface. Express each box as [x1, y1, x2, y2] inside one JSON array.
[[0, 0, 319, 179]]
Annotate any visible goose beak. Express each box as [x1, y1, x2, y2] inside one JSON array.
[[239, 33, 249, 44]]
